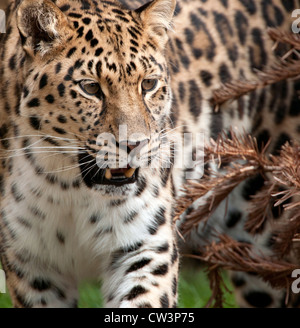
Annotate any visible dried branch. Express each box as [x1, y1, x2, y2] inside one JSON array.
[[212, 60, 300, 106], [186, 235, 298, 306], [268, 28, 300, 50], [177, 131, 300, 306], [245, 182, 277, 234], [175, 131, 277, 235], [273, 210, 300, 257]]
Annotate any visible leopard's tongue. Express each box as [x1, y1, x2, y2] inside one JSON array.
[[105, 167, 136, 180]]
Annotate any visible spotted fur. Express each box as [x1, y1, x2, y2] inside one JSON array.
[[0, 0, 299, 308], [0, 0, 178, 308]]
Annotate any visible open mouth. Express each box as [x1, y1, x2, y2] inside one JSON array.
[[78, 152, 139, 187]]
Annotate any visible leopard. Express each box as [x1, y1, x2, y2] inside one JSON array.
[[0, 0, 299, 308]]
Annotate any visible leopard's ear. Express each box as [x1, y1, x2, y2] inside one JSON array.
[[17, 0, 73, 58], [136, 0, 176, 49]]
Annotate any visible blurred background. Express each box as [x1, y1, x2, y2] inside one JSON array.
[[0, 0, 9, 10]]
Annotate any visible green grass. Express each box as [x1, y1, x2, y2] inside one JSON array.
[[0, 264, 237, 308]]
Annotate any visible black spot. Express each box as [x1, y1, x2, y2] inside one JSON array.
[[219, 0, 228, 7], [226, 210, 242, 228], [161, 168, 171, 187], [95, 47, 104, 56], [57, 83, 66, 97], [242, 174, 265, 200], [126, 286, 148, 300], [52, 127, 66, 135], [231, 274, 246, 288], [45, 94, 55, 104], [31, 278, 51, 291], [60, 182, 70, 190], [244, 291, 273, 307], [70, 90, 77, 99], [239, 0, 256, 14], [219, 63, 232, 83], [152, 264, 169, 276], [250, 28, 267, 71], [56, 231, 65, 244], [210, 109, 223, 140], [0, 174, 4, 196], [59, 4, 70, 11], [188, 80, 202, 118], [56, 115, 67, 124], [121, 242, 143, 253], [74, 59, 84, 70], [256, 129, 270, 151], [124, 211, 138, 224], [82, 17, 91, 25], [27, 98, 40, 108], [89, 214, 100, 224], [126, 258, 151, 273], [110, 199, 126, 206], [280, 0, 295, 12], [30, 206, 46, 220], [190, 13, 201, 30], [0, 123, 8, 139], [29, 115, 41, 130], [55, 63, 62, 74], [112, 8, 126, 15], [156, 242, 169, 253], [45, 174, 57, 184], [135, 177, 147, 196], [64, 66, 74, 81], [91, 39, 99, 47], [172, 276, 177, 296], [262, 0, 284, 27], [272, 133, 290, 156], [11, 183, 25, 202], [77, 26, 84, 38], [39, 74, 48, 89], [289, 90, 300, 116], [178, 82, 185, 102], [66, 47, 77, 58], [265, 232, 278, 249], [68, 13, 82, 18], [189, 12, 216, 60], [9, 55, 16, 70], [171, 245, 178, 264], [213, 12, 233, 45], [160, 293, 169, 308], [85, 30, 94, 42], [234, 10, 248, 45], [200, 70, 213, 87], [148, 206, 166, 235]]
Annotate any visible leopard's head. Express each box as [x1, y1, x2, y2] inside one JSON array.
[[16, 0, 176, 196]]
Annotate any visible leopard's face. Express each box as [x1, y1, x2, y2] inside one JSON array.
[[17, 0, 175, 197]]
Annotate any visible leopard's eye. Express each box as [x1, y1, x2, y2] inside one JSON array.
[[141, 79, 158, 93], [79, 80, 101, 96]]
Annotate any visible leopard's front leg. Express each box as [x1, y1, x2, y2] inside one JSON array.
[[102, 205, 179, 308]]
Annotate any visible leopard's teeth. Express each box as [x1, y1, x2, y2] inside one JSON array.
[[105, 169, 112, 180], [124, 168, 136, 178]]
